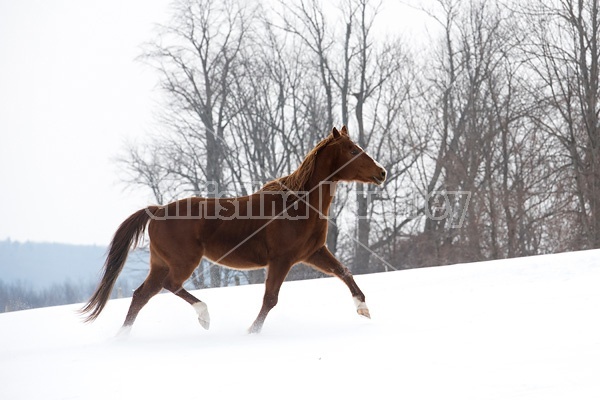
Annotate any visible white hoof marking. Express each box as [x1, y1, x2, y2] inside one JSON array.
[[353, 296, 371, 319], [193, 302, 210, 330], [353, 296, 368, 310]]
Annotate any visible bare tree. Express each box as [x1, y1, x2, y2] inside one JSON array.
[[401, 0, 562, 266], [119, 0, 593, 283], [130, 0, 255, 287], [522, 0, 600, 249]]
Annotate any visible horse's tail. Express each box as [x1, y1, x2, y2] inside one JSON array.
[[80, 206, 160, 322]]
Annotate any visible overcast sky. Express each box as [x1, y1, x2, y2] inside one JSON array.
[[0, 0, 171, 245], [0, 0, 427, 246]]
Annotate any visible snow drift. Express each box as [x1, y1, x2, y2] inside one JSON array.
[[1, 250, 599, 399]]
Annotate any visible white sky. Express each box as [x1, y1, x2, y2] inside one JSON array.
[[0, 0, 428, 246], [0, 0, 170, 245]]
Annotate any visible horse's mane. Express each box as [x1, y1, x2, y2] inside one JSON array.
[[261, 134, 336, 193]]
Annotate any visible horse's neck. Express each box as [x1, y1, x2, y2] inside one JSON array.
[[305, 161, 337, 217]]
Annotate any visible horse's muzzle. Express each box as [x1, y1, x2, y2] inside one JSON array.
[[371, 168, 386, 185]]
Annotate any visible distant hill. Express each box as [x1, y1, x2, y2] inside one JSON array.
[[0, 239, 149, 291]]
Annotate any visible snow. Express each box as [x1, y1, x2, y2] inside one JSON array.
[[1, 250, 599, 399]]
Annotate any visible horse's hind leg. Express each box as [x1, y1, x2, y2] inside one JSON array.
[[305, 246, 370, 319], [120, 261, 169, 333], [164, 277, 210, 330], [248, 261, 292, 334], [162, 257, 210, 330]]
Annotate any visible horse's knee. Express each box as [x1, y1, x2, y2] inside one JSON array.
[[340, 266, 353, 279]]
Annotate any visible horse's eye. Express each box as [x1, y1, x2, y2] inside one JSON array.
[[350, 149, 360, 156]]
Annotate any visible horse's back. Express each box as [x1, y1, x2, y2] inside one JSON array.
[[148, 197, 270, 269]]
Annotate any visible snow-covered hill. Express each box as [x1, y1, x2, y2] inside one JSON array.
[[1, 250, 599, 400]]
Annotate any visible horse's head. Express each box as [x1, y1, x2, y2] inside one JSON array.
[[325, 126, 386, 185]]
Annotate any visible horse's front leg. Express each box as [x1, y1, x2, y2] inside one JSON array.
[[305, 246, 370, 319]]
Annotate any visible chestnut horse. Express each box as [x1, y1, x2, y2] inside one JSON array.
[[81, 126, 386, 333]]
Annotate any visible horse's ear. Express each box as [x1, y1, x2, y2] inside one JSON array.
[[332, 127, 340, 138], [340, 125, 349, 137]]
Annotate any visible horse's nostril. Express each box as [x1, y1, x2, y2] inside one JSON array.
[[380, 170, 386, 179]]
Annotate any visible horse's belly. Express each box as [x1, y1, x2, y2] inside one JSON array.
[[203, 236, 267, 270], [204, 252, 266, 270]]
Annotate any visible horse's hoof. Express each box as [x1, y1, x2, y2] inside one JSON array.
[[353, 296, 371, 319], [199, 318, 210, 330], [248, 324, 262, 334], [193, 302, 210, 330], [357, 307, 371, 319], [116, 325, 132, 338]]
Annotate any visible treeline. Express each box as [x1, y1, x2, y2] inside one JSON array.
[[120, 0, 600, 285], [0, 280, 133, 313]]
